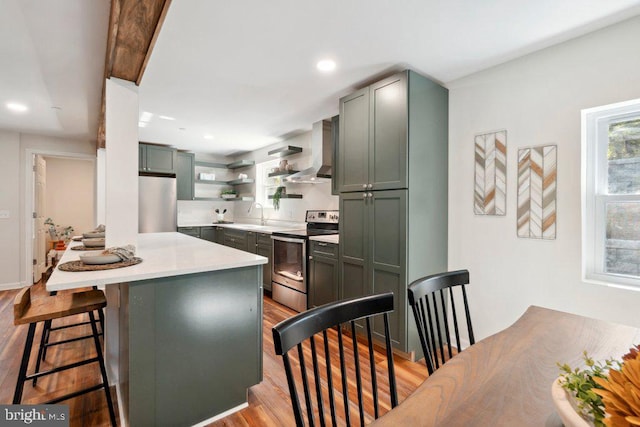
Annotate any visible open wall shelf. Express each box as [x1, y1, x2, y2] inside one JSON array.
[[268, 146, 302, 158]]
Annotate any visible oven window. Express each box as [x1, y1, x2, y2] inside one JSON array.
[[273, 239, 304, 281]]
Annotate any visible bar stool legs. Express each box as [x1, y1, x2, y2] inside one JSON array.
[[13, 323, 36, 405], [13, 289, 117, 426], [33, 287, 105, 386]]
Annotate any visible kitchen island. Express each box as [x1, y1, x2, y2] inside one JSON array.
[[47, 232, 267, 427]]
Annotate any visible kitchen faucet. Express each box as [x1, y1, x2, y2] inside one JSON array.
[[248, 202, 266, 226]]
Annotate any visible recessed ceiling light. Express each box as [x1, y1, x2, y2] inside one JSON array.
[[203, 134, 214, 140], [316, 59, 336, 72], [159, 115, 175, 121], [140, 111, 153, 122], [138, 121, 148, 128], [6, 102, 28, 112]]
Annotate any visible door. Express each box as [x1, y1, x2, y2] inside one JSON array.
[[339, 193, 368, 300], [139, 176, 177, 233], [176, 152, 195, 200], [256, 243, 272, 292], [33, 155, 47, 283], [309, 254, 338, 308], [200, 227, 216, 241], [272, 236, 306, 293], [338, 88, 370, 192], [369, 190, 407, 347], [142, 144, 177, 174], [369, 72, 408, 190]]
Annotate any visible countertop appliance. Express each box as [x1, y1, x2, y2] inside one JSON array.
[[139, 175, 177, 233], [271, 210, 339, 312]]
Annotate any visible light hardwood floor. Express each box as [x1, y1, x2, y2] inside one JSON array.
[[0, 284, 429, 426]]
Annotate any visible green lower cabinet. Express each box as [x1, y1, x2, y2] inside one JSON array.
[[256, 243, 272, 292], [224, 229, 248, 251], [177, 227, 200, 238], [339, 190, 407, 349], [309, 253, 338, 308], [200, 226, 216, 242], [215, 227, 225, 244]]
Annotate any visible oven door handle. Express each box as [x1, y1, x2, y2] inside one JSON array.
[[271, 235, 306, 244]]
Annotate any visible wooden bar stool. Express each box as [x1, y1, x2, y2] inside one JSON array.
[[13, 286, 117, 427], [34, 286, 105, 385]]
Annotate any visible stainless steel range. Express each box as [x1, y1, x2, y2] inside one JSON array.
[[271, 210, 339, 312]]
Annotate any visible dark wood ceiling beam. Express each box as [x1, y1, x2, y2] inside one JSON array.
[[97, 0, 171, 148]]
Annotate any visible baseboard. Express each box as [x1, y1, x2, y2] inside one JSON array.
[[116, 383, 127, 427], [0, 282, 25, 291], [191, 402, 248, 427]]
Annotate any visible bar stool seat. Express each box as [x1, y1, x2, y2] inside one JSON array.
[[13, 286, 117, 426]]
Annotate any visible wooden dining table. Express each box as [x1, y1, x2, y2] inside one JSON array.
[[371, 306, 640, 426]]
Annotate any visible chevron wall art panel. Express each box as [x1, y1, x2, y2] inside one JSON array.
[[517, 144, 557, 239], [474, 130, 507, 215]]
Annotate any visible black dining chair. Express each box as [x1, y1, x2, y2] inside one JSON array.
[[408, 269, 474, 375], [272, 292, 398, 427]]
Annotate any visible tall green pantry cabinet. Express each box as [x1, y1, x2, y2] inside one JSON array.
[[337, 70, 448, 357]]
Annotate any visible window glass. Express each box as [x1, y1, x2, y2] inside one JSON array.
[[605, 202, 640, 276], [582, 98, 640, 288], [608, 118, 640, 195]]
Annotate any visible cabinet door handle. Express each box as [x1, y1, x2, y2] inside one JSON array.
[[367, 193, 373, 198], [368, 183, 373, 189], [362, 184, 367, 189], [318, 242, 328, 247], [362, 193, 367, 198], [309, 256, 313, 260]]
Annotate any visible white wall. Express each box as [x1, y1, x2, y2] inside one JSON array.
[[178, 130, 339, 226], [44, 157, 96, 236], [0, 131, 21, 288], [0, 131, 95, 288], [233, 131, 338, 224], [448, 16, 640, 339], [105, 78, 138, 248]]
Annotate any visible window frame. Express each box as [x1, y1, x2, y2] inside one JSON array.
[[255, 159, 280, 208], [582, 98, 640, 290]]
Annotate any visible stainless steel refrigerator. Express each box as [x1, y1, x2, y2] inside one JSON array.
[[139, 175, 177, 233]]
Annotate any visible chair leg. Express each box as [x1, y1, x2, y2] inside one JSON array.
[[89, 311, 117, 427], [97, 308, 105, 335], [13, 323, 37, 404], [33, 319, 52, 386]]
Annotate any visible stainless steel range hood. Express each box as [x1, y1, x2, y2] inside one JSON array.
[[285, 119, 333, 184]]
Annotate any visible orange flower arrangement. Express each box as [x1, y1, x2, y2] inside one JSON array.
[[594, 345, 640, 427]]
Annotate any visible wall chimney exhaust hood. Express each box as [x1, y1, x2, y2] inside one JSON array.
[[285, 119, 333, 184]]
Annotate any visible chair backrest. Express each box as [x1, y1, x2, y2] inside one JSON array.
[[272, 292, 398, 427], [408, 270, 474, 375]]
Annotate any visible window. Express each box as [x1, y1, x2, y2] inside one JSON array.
[[582, 98, 640, 289], [255, 159, 281, 208]]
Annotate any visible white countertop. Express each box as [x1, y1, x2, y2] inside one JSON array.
[[309, 234, 339, 244], [178, 222, 305, 234], [47, 232, 267, 291]]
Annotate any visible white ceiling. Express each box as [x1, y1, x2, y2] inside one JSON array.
[[2, 0, 640, 152], [0, 0, 109, 142]]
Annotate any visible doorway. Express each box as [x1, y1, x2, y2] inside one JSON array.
[[25, 150, 96, 284]]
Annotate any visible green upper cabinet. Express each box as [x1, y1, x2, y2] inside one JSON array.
[[337, 71, 412, 193], [139, 143, 177, 174], [338, 88, 369, 192], [176, 152, 195, 200]]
